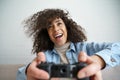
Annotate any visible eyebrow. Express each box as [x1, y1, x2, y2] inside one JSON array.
[[54, 19, 62, 23]]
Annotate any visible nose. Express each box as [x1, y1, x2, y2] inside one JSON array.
[[53, 25, 59, 31]]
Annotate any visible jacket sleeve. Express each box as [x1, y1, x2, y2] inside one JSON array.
[[16, 66, 26, 80], [87, 42, 120, 68]]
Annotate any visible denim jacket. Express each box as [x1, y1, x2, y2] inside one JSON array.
[[16, 42, 120, 80]]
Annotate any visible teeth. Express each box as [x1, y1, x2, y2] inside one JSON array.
[[55, 33, 62, 38]]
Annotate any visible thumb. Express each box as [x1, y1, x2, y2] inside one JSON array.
[[37, 52, 46, 64], [78, 51, 94, 65], [78, 51, 88, 62]]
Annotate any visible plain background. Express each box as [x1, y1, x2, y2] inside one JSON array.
[[0, 0, 120, 64]]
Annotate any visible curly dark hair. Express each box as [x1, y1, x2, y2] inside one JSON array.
[[24, 8, 87, 54]]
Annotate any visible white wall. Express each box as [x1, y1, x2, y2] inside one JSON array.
[[0, 0, 120, 64]]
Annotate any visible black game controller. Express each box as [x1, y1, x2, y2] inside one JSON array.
[[37, 62, 89, 80]]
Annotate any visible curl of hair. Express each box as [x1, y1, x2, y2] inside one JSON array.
[[23, 8, 87, 54]]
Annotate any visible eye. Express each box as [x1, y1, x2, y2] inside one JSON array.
[[57, 22, 62, 26], [47, 24, 52, 29]]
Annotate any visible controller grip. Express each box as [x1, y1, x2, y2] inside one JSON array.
[[37, 62, 53, 74]]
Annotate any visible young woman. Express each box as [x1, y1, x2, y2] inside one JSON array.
[[17, 8, 120, 80]]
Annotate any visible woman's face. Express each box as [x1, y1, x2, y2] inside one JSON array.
[[47, 18, 68, 47]]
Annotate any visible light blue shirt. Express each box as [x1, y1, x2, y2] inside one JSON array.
[[16, 42, 120, 80]]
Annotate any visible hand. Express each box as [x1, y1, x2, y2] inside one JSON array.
[[26, 52, 49, 80], [77, 52, 104, 80]]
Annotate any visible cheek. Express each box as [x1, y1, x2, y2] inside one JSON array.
[[64, 28, 68, 37]]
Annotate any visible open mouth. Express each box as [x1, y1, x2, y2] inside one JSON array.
[[54, 33, 63, 39]]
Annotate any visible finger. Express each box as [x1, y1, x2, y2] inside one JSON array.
[[77, 62, 101, 79], [90, 71, 103, 80], [37, 52, 46, 64], [28, 59, 49, 79]]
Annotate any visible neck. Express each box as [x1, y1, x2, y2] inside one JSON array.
[[54, 41, 70, 48]]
